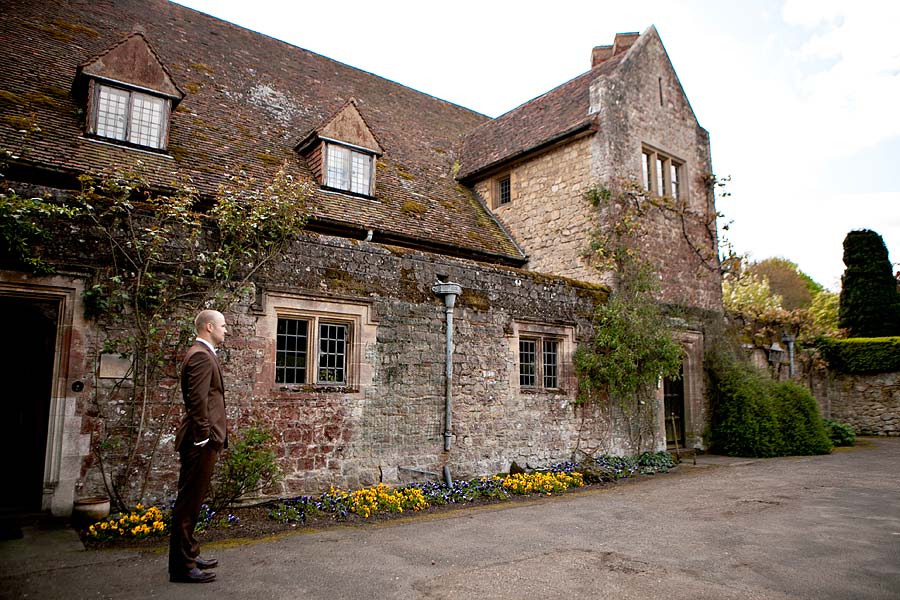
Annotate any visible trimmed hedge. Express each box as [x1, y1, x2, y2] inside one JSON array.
[[817, 337, 900, 373], [707, 349, 833, 457]]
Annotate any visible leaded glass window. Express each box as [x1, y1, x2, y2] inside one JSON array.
[[325, 143, 374, 195], [276, 318, 350, 386], [93, 84, 168, 149]]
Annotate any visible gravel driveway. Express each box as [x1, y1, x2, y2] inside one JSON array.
[[3, 438, 899, 599]]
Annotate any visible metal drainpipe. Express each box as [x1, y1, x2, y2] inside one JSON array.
[[432, 281, 461, 486], [783, 333, 796, 377]]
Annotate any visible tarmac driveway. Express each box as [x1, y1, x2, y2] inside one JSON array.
[[2, 438, 899, 599]]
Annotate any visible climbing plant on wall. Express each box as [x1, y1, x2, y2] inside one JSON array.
[[3, 161, 313, 510], [78, 165, 313, 510], [574, 180, 684, 453], [0, 143, 81, 274]]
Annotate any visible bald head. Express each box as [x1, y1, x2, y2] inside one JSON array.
[[195, 310, 227, 347]]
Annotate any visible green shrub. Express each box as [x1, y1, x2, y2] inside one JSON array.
[[823, 419, 856, 446], [636, 451, 676, 474], [770, 382, 832, 455], [817, 337, 900, 373], [706, 350, 780, 457], [208, 426, 282, 512], [706, 348, 832, 457]]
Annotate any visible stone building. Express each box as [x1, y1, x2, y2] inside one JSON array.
[[0, 0, 721, 515]]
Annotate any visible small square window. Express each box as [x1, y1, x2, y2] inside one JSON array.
[[671, 163, 680, 199], [276, 317, 350, 385], [641, 152, 652, 192], [96, 86, 129, 142], [519, 339, 537, 387], [326, 145, 351, 190], [520, 336, 560, 390], [543, 339, 558, 389], [317, 322, 347, 384], [350, 151, 372, 195], [656, 156, 665, 195], [276, 318, 308, 384], [325, 143, 374, 196], [92, 83, 168, 149]]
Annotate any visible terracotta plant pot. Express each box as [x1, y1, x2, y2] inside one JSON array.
[[72, 496, 110, 526]]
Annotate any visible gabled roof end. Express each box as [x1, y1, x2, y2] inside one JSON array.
[[78, 32, 184, 102], [295, 97, 383, 155]]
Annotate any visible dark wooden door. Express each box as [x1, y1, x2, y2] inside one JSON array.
[[0, 297, 58, 513], [664, 368, 685, 449]]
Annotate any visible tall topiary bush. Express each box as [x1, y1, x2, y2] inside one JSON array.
[[838, 229, 900, 337]]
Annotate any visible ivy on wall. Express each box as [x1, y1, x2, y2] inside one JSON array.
[[574, 181, 684, 453]]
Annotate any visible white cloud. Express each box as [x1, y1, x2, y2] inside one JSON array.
[[781, 1, 900, 157]]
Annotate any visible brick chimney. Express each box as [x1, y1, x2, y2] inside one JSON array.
[[591, 31, 640, 68]]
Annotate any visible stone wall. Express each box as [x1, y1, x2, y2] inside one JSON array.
[[21, 222, 684, 505], [227, 233, 620, 494], [591, 29, 722, 313], [811, 370, 900, 436], [472, 135, 598, 284]]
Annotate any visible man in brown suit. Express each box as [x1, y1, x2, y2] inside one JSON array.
[[168, 309, 228, 583]]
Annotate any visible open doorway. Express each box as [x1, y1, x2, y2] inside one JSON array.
[[0, 296, 59, 513], [663, 365, 685, 450]]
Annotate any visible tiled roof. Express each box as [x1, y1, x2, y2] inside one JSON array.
[[0, 0, 525, 263], [458, 54, 626, 180]]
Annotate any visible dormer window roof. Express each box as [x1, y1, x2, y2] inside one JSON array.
[[296, 99, 382, 197], [77, 33, 183, 151]]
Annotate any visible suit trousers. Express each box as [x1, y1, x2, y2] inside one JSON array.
[[168, 443, 219, 574]]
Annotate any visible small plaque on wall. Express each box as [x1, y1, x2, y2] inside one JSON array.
[[99, 353, 133, 379]]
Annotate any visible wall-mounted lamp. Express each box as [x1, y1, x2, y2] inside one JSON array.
[[767, 341, 785, 366]]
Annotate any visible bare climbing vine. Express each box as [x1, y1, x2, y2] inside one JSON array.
[[574, 179, 686, 454], [5, 160, 313, 510]]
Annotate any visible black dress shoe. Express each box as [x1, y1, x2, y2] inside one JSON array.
[[195, 556, 218, 569], [170, 567, 216, 583]]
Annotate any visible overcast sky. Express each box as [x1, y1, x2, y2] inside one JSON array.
[[175, 0, 899, 291]]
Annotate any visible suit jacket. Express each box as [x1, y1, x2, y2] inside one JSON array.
[[175, 341, 227, 452]]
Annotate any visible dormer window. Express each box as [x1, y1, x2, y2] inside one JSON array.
[[295, 99, 383, 198], [76, 33, 183, 153], [324, 142, 374, 196], [91, 83, 169, 149]]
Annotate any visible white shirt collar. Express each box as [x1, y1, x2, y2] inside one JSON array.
[[195, 337, 216, 354]]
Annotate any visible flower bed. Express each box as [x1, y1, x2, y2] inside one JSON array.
[[85, 504, 168, 542], [269, 471, 585, 525], [81, 453, 676, 545]]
